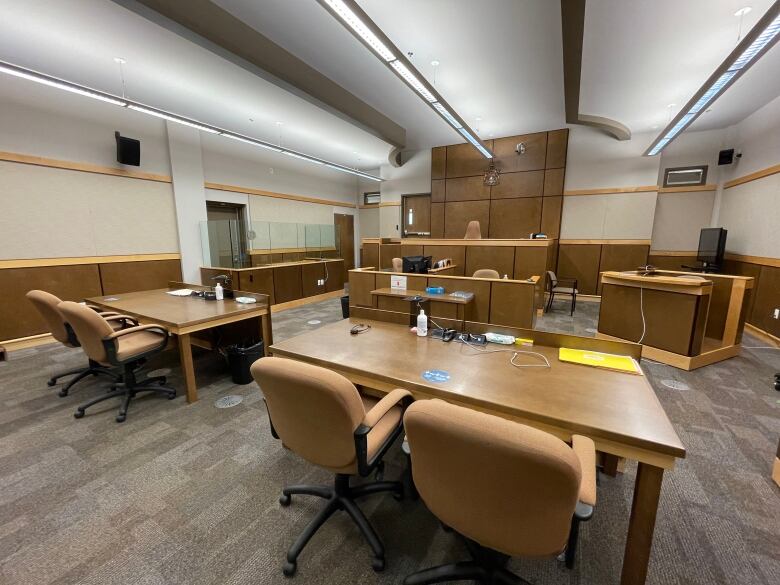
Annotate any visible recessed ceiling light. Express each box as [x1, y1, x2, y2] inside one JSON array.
[[431, 60, 440, 67], [666, 103, 677, 109], [734, 6, 752, 17], [113, 57, 126, 64], [652, 125, 659, 129]]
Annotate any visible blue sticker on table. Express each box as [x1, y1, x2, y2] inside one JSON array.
[[422, 369, 450, 383]]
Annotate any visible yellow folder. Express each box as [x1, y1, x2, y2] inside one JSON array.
[[558, 347, 641, 375]]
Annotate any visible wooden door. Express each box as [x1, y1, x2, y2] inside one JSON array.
[[403, 194, 431, 237], [334, 213, 355, 270]]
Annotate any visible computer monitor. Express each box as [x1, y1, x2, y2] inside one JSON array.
[[697, 228, 727, 266], [402, 255, 432, 274]]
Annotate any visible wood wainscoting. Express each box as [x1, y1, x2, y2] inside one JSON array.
[[556, 240, 652, 295]]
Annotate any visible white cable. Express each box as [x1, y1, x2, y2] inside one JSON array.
[[461, 339, 551, 369], [637, 287, 647, 344]]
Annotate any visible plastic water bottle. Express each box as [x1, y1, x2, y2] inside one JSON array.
[[417, 309, 428, 337], [215, 282, 224, 300]]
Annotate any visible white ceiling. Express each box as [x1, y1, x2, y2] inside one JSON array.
[[580, 0, 780, 136], [0, 0, 393, 169], [213, 0, 568, 149]]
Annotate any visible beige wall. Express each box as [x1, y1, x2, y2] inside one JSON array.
[[560, 191, 657, 239], [651, 191, 716, 251]]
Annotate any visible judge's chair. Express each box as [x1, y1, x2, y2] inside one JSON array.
[[403, 399, 597, 585], [464, 220, 482, 239], [251, 357, 413, 577]]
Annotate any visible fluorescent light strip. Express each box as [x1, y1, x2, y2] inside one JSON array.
[[458, 128, 492, 159], [730, 14, 780, 70], [322, 0, 395, 61], [0, 59, 382, 181], [127, 104, 219, 134], [0, 63, 127, 106], [431, 102, 462, 129], [390, 61, 436, 102]]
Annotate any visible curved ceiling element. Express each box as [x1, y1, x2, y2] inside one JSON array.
[[118, 0, 406, 149], [561, 0, 631, 141]]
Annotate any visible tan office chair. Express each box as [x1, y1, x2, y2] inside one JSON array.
[[392, 257, 403, 272], [251, 357, 413, 576], [464, 220, 482, 239], [26, 290, 132, 396], [403, 399, 597, 584], [58, 301, 176, 422], [472, 269, 500, 279], [545, 270, 578, 316]]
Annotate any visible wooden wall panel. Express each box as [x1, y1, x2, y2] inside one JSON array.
[[362, 242, 379, 269], [301, 262, 326, 298], [540, 196, 563, 238], [431, 146, 446, 180], [430, 203, 445, 238], [546, 129, 569, 168], [445, 141, 494, 178], [490, 171, 544, 199], [490, 281, 536, 328], [400, 245, 424, 259], [444, 200, 490, 239], [543, 168, 565, 196], [557, 244, 602, 294], [493, 132, 547, 173], [349, 271, 376, 307], [0, 265, 102, 340], [431, 179, 445, 202], [647, 254, 697, 271], [423, 245, 466, 276], [427, 277, 491, 323], [236, 269, 275, 303], [380, 243, 401, 269], [722, 259, 761, 323], [324, 260, 345, 293], [751, 265, 780, 337], [489, 198, 542, 239], [514, 246, 549, 280], [445, 176, 490, 202], [465, 246, 515, 278], [273, 265, 303, 303], [99, 259, 182, 295], [596, 245, 649, 294]]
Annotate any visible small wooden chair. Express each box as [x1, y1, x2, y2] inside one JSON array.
[[545, 271, 578, 316]]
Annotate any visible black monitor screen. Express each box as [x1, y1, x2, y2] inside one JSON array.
[[697, 228, 727, 264], [402, 255, 432, 274]]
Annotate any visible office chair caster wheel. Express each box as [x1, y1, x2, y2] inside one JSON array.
[[47, 379, 56, 387], [58, 389, 69, 398], [74, 410, 85, 419], [282, 561, 296, 577], [279, 494, 291, 507], [167, 392, 176, 400], [115, 414, 126, 423], [372, 557, 385, 572]]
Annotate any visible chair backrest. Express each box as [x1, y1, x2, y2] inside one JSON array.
[[472, 269, 499, 279], [251, 357, 366, 471], [404, 399, 581, 558], [546, 270, 558, 291], [392, 257, 403, 272], [464, 220, 482, 239], [58, 301, 115, 365], [26, 290, 71, 345]]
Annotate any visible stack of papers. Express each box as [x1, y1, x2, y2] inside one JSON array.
[[167, 289, 194, 297], [558, 348, 641, 375]]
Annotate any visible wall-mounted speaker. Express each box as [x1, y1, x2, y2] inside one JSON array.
[[115, 132, 140, 166], [718, 148, 735, 165]]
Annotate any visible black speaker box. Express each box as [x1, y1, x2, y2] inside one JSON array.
[[718, 148, 734, 166], [115, 132, 140, 166]]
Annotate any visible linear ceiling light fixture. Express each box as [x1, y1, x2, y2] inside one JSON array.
[[645, 4, 780, 156], [318, 0, 494, 159], [0, 59, 382, 181]]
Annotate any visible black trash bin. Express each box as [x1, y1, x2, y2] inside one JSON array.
[[226, 340, 264, 385], [341, 295, 350, 319]]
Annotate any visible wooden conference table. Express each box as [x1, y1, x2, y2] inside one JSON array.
[[270, 318, 686, 585], [87, 285, 272, 402]]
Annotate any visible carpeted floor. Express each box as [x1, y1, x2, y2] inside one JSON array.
[[0, 297, 778, 585]]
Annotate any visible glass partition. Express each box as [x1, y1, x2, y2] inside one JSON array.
[[200, 220, 341, 268]]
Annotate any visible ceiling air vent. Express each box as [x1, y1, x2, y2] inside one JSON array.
[[663, 165, 708, 187]]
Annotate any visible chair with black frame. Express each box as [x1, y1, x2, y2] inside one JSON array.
[[402, 399, 597, 585], [26, 290, 132, 396], [545, 270, 578, 316], [251, 357, 413, 576], [57, 301, 176, 422]]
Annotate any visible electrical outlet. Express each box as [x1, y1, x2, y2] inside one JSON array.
[[317, 279, 324, 286], [773, 308, 779, 319]]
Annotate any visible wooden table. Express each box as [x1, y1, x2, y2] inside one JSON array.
[[270, 318, 685, 585], [87, 286, 272, 402], [370, 287, 472, 328]]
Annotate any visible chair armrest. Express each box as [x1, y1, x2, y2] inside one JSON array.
[[105, 323, 169, 340], [361, 388, 413, 428], [572, 435, 597, 511], [102, 314, 139, 327]]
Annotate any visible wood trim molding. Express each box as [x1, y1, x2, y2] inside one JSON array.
[[563, 186, 658, 196], [358, 201, 401, 209], [559, 239, 651, 245], [649, 250, 698, 256], [205, 181, 357, 208], [723, 163, 780, 189], [0, 253, 181, 270], [270, 289, 345, 313], [658, 184, 717, 193], [0, 150, 173, 183], [249, 247, 337, 255], [401, 238, 552, 247], [744, 323, 780, 346], [724, 253, 780, 267], [0, 333, 56, 351]]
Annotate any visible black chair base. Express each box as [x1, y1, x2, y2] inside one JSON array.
[[74, 368, 175, 423], [404, 538, 531, 585], [47, 360, 120, 397], [278, 473, 402, 577]]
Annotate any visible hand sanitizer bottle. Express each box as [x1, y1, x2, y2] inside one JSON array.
[[417, 309, 428, 337], [215, 282, 224, 300]]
